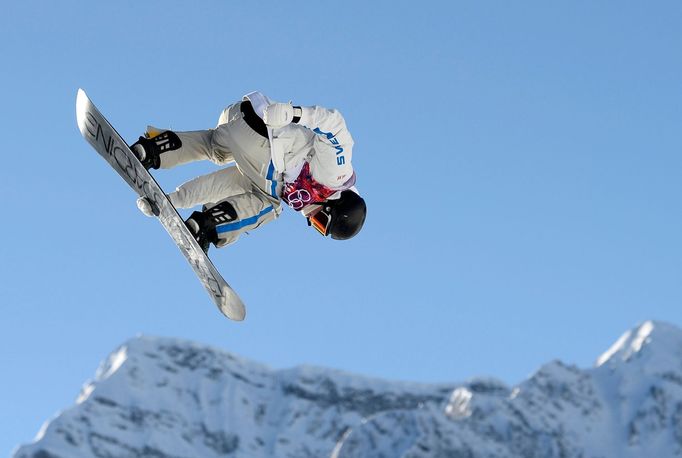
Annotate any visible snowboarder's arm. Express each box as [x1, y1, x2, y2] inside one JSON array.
[[264, 103, 353, 149], [301, 106, 355, 188], [264, 103, 355, 188], [295, 106, 351, 143]]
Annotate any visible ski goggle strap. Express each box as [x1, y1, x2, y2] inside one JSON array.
[[308, 207, 332, 236]]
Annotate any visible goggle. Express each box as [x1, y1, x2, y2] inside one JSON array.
[[308, 206, 333, 236]]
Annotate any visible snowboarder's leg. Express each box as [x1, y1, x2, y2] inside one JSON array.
[[131, 126, 235, 170], [156, 101, 248, 168], [160, 166, 280, 250], [185, 193, 280, 251], [165, 129, 235, 168], [211, 192, 280, 247], [168, 166, 254, 210]]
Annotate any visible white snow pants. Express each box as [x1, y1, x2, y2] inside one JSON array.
[[160, 105, 281, 247]]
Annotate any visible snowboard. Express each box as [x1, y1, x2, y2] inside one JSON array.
[[75, 89, 246, 321]]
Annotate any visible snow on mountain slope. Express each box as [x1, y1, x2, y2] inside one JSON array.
[[14, 320, 682, 458], [13, 335, 453, 458]]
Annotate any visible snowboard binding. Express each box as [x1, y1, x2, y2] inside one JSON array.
[[185, 216, 217, 254], [131, 130, 182, 170], [185, 201, 239, 253]]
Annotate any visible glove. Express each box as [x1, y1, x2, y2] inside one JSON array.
[[263, 103, 294, 128], [136, 196, 155, 217]]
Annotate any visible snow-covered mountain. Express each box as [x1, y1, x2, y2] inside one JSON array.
[[14, 320, 682, 458]]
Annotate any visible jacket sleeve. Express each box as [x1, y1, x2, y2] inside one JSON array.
[[295, 106, 355, 189]]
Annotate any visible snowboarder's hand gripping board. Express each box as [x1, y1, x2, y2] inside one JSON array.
[[75, 89, 246, 321]]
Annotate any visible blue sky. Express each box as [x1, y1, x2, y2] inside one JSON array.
[[3, 0, 682, 454]]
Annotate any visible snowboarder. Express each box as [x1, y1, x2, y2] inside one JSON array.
[[132, 91, 366, 252]]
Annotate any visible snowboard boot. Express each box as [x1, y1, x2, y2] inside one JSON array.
[[130, 129, 182, 170], [185, 216, 216, 254], [185, 201, 239, 254]]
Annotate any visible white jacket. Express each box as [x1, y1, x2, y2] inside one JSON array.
[[243, 92, 355, 191]]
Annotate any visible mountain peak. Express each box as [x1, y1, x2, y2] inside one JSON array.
[[595, 320, 682, 369]]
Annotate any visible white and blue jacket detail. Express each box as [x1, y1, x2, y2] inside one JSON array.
[[243, 91, 356, 192], [265, 161, 278, 197]]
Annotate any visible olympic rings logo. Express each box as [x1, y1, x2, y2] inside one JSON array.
[[285, 189, 312, 210]]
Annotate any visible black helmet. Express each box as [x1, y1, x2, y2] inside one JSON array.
[[308, 190, 367, 240]]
